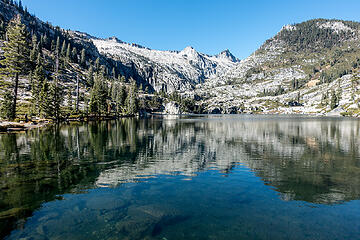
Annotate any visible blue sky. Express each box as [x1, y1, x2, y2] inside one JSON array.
[[22, 0, 360, 59]]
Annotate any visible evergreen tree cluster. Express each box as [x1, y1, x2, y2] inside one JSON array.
[[0, 7, 142, 120], [275, 19, 358, 52]]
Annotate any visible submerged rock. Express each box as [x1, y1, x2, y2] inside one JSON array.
[[151, 214, 190, 237], [115, 204, 189, 239], [86, 196, 127, 210]]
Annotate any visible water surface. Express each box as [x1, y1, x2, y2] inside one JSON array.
[[1, 115, 360, 239]]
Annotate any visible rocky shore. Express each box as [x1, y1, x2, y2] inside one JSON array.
[[0, 120, 52, 132]]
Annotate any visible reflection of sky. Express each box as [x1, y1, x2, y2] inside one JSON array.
[[7, 169, 360, 240]]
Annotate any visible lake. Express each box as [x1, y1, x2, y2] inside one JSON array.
[[1, 115, 360, 240]]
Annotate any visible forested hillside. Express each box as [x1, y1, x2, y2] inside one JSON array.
[[0, 0, 187, 121], [194, 19, 360, 116]]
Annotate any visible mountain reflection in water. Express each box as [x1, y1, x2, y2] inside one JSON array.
[[1, 115, 360, 239]]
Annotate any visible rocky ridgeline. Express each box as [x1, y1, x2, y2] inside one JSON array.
[[91, 37, 239, 92]]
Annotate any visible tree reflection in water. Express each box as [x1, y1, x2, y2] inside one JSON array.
[[1, 115, 360, 239]]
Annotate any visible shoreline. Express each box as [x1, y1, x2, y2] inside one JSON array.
[[0, 114, 136, 133], [0, 120, 51, 133], [1, 112, 358, 133]]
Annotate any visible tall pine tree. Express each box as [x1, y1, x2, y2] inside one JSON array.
[[29, 34, 38, 65], [89, 72, 108, 115], [0, 15, 30, 120], [31, 62, 46, 115], [71, 47, 77, 63], [49, 81, 63, 119], [125, 82, 138, 115], [61, 40, 66, 57], [87, 65, 94, 86], [39, 79, 52, 118], [66, 43, 71, 63], [55, 36, 60, 55], [80, 48, 86, 67]]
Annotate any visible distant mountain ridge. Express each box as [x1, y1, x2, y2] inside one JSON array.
[[90, 36, 239, 92]]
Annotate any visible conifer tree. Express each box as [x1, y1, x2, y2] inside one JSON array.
[[80, 48, 86, 67], [31, 63, 46, 115], [51, 49, 63, 120], [118, 85, 127, 112], [291, 78, 299, 90], [55, 36, 60, 55], [95, 57, 100, 72], [87, 65, 94, 86], [29, 34, 38, 64], [89, 72, 108, 115], [111, 82, 126, 114], [18, 0, 23, 12], [0, 15, 30, 120], [28, 70, 33, 89], [71, 47, 77, 63], [42, 34, 49, 49], [66, 43, 71, 63], [330, 90, 338, 109], [36, 51, 42, 66], [297, 91, 301, 103], [126, 82, 138, 115], [108, 79, 114, 99], [40, 34, 44, 47], [49, 81, 63, 119], [120, 76, 126, 83], [84, 94, 89, 114], [61, 40, 66, 57], [0, 21, 5, 40], [110, 82, 117, 112], [39, 79, 52, 118], [112, 67, 116, 80], [75, 75, 80, 112], [67, 90, 73, 112], [51, 39, 55, 52], [0, 90, 15, 119]]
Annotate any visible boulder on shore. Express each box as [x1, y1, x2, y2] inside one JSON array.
[[164, 102, 181, 115]]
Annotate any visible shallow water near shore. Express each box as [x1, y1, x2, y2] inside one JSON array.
[[1, 115, 360, 239]]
